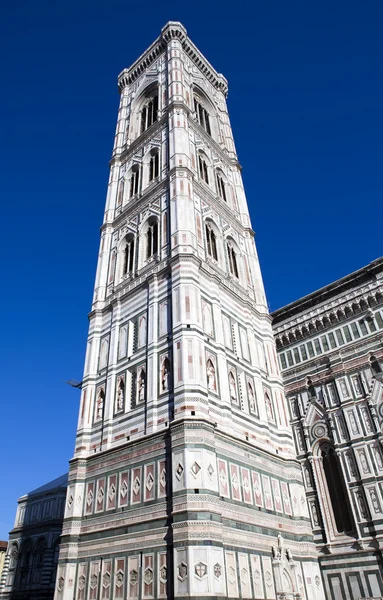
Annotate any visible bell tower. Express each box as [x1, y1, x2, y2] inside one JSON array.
[[55, 22, 324, 600]]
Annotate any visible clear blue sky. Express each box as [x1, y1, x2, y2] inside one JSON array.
[[0, 0, 382, 539]]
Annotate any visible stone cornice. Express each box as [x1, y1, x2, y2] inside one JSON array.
[[272, 257, 383, 325], [117, 22, 228, 97], [273, 281, 383, 349]]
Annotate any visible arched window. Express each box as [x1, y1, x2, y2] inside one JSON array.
[[36, 538, 46, 568], [321, 444, 353, 533], [140, 93, 158, 134], [198, 153, 209, 184], [265, 392, 274, 422], [137, 368, 146, 404], [146, 219, 159, 259], [96, 387, 105, 421], [205, 224, 218, 261], [194, 98, 211, 135], [206, 358, 217, 392], [99, 338, 109, 370], [21, 540, 33, 569], [248, 382, 257, 413], [216, 172, 227, 202], [227, 243, 239, 278], [116, 377, 125, 412], [160, 356, 170, 392], [149, 150, 159, 182], [123, 234, 135, 276], [229, 371, 238, 404], [129, 165, 141, 198], [117, 179, 124, 206]]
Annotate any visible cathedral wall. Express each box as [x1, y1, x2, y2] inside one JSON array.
[[273, 259, 383, 599]]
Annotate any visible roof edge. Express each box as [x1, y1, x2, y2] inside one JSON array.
[[272, 257, 383, 324]]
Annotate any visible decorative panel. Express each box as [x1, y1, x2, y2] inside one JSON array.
[[252, 471, 263, 507], [119, 471, 129, 507], [261, 475, 273, 510]]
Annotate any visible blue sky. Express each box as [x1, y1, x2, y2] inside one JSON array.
[[0, 0, 382, 539]]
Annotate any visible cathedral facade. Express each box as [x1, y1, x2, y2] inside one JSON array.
[[272, 258, 383, 600], [53, 21, 323, 600]]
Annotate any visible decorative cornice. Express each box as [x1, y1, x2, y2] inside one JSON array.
[[117, 21, 228, 97], [273, 285, 383, 349]]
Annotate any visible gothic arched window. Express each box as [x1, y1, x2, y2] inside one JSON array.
[[321, 444, 353, 533], [227, 243, 239, 278], [194, 98, 211, 135], [205, 225, 218, 261], [248, 381, 257, 413], [96, 387, 105, 421], [216, 172, 227, 202], [116, 377, 125, 412], [160, 356, 170, 393], [149, 150, 159, 182], [198, 153, 209, 184], [140, 93, 158, 134], [206, 358, 217, 392], [129, 165, 141, 198], [146, 219, 159, 259], [123, 234, 135, 276], [117, 179, 124, 206]]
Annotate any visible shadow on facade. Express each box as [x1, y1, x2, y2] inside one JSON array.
[[0, 474, 67, 600]]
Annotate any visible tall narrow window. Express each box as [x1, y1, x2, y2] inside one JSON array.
[[198, 154, 209, 184], [205, 225, 218, 260], [140, 94, 158, 134], [147, 220, 159, 259], [216, 173, 227, 201], [194, 98, 211, 135], [123, 235, 135, 275], [117, 180, 124, 206], [129, 165, 140, 197], [149, 150, 159, 182], [227, 243, 239, 278], [321, 444, 353, 533]]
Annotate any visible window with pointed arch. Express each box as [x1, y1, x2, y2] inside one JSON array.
[[148, 149, 160, 182], [129, 165, 141, 198], [227, 242, 239, 278], [95, 387, 105, 422], [137, 367, 146, 404], [264, 391, 274, 423], [116, 179, 125, 207], [146, 217, 159, 260], [123, 234, 135, 276], [160, 355, 171, 394], [229, 370, 238, 405], [205, 224, 218, 261], [194, 97, 211, 135], [198, 152, 209, 184], [115, 375, 125, 413], [320, 443, 354, 534], [99, 338, 109, 370], [216, 171, 227, 202], [206, 357, 217, 392], [140, 93, 159, 134], [247, 380, 258, 414]]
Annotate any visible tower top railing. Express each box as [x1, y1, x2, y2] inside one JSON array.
[[117, 21, 228, 96]]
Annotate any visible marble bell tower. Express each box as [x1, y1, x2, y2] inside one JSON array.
[[55, 22, 324, 600]]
